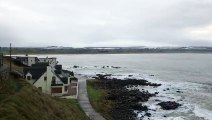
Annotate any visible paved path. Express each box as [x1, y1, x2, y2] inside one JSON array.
[[77, 75, 105, 120]]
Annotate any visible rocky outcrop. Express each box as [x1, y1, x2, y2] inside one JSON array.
[[91, 74, 161, 120], [158, 101, 181, 110]]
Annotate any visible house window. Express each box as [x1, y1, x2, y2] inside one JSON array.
[[65, 86, 68, 91], [27, 76, 31, 80], [52, 77, 56, 85], [51, 87, 62, 93], [38, 87, 42, 91], [52, 76, 56, 81], [44, 76, 47, 81]]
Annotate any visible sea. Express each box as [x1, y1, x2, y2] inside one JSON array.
[[34, 53, 212, 120]]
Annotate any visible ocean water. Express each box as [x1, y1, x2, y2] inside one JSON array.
[[35, 53, 212, 120]]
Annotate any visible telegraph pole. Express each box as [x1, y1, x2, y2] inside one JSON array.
[[10, 43, 12, 73]]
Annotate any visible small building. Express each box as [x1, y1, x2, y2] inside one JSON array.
[[23, 63, 76, 97], [39, 57, 58, 68], [16, 56, 39, 66]]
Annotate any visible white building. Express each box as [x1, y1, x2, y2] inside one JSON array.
[[24, 63, 76, 97], [16, 56, 38, 66], [39, 57, 58, 68]]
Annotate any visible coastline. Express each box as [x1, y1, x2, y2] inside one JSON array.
[[87, 74, 182, 120], [7, 54, 212, 120], [73, 71, 212, 120]]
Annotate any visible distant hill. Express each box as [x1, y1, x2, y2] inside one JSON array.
[[1, 46, 212, 54]]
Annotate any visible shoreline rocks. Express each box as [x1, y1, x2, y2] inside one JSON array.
[[91, 74, 162, 120], [91, 73, 181, 120], [158, 101, 181, 110]]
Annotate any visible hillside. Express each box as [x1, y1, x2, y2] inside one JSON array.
[[0, 57, 89, 120]]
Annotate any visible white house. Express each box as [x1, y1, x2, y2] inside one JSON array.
[[23, 63, 76, 97], [38, 57, 58, 68], [16, 56, 39, 66]]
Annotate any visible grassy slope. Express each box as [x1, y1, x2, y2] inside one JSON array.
[[87, 80, 113, 120], [0, 79, 89, 120], [3, 56, 24, 72], [0, 57, 89, 120]]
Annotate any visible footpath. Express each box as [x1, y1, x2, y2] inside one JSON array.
[[77, 75, 105, 120]]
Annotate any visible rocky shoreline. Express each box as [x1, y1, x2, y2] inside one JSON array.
[[91, 74, 181, 120]]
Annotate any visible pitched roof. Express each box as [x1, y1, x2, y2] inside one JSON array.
[[54, 70, 62, 74], [60, 77, 68, 84], [62, 70, 74, 76], [55, 65, 62, 70], [23, 67, 46, 80], [23, 63, 48, 80], [16, 57, 28, 61]]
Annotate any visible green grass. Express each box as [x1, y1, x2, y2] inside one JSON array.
[[87, 80, 113, 120], [0, 58, 89, 120], [0, 78, 89, 120], [60, 99, 85, 114], [3, 56, 24, 72]]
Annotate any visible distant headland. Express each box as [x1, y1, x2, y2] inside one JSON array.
[[1, 46, 212, 54]]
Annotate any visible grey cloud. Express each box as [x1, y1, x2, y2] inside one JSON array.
[[0, 0, 212, 47]]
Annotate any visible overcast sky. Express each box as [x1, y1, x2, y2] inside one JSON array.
[[1, 0, 212, 47]]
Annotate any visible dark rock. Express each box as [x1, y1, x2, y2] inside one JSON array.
[[90, 73, 163, 120], [128, 75, 133, 77], [73, 65, 79, 68], [158, 101, 181, 110], [155, 99, 161, 102], [111, 66, 121, 69], [132, 104, 148, 111], [145, 113, 151, 117], [176, 91, 182, 93]]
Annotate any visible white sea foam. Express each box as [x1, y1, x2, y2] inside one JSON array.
[[69, 65, 212, 120], [194, 106, 212, 120]]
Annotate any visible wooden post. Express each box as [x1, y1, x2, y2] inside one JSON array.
[[0, 53, 3, 66], [10, 43, 11, 73]]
